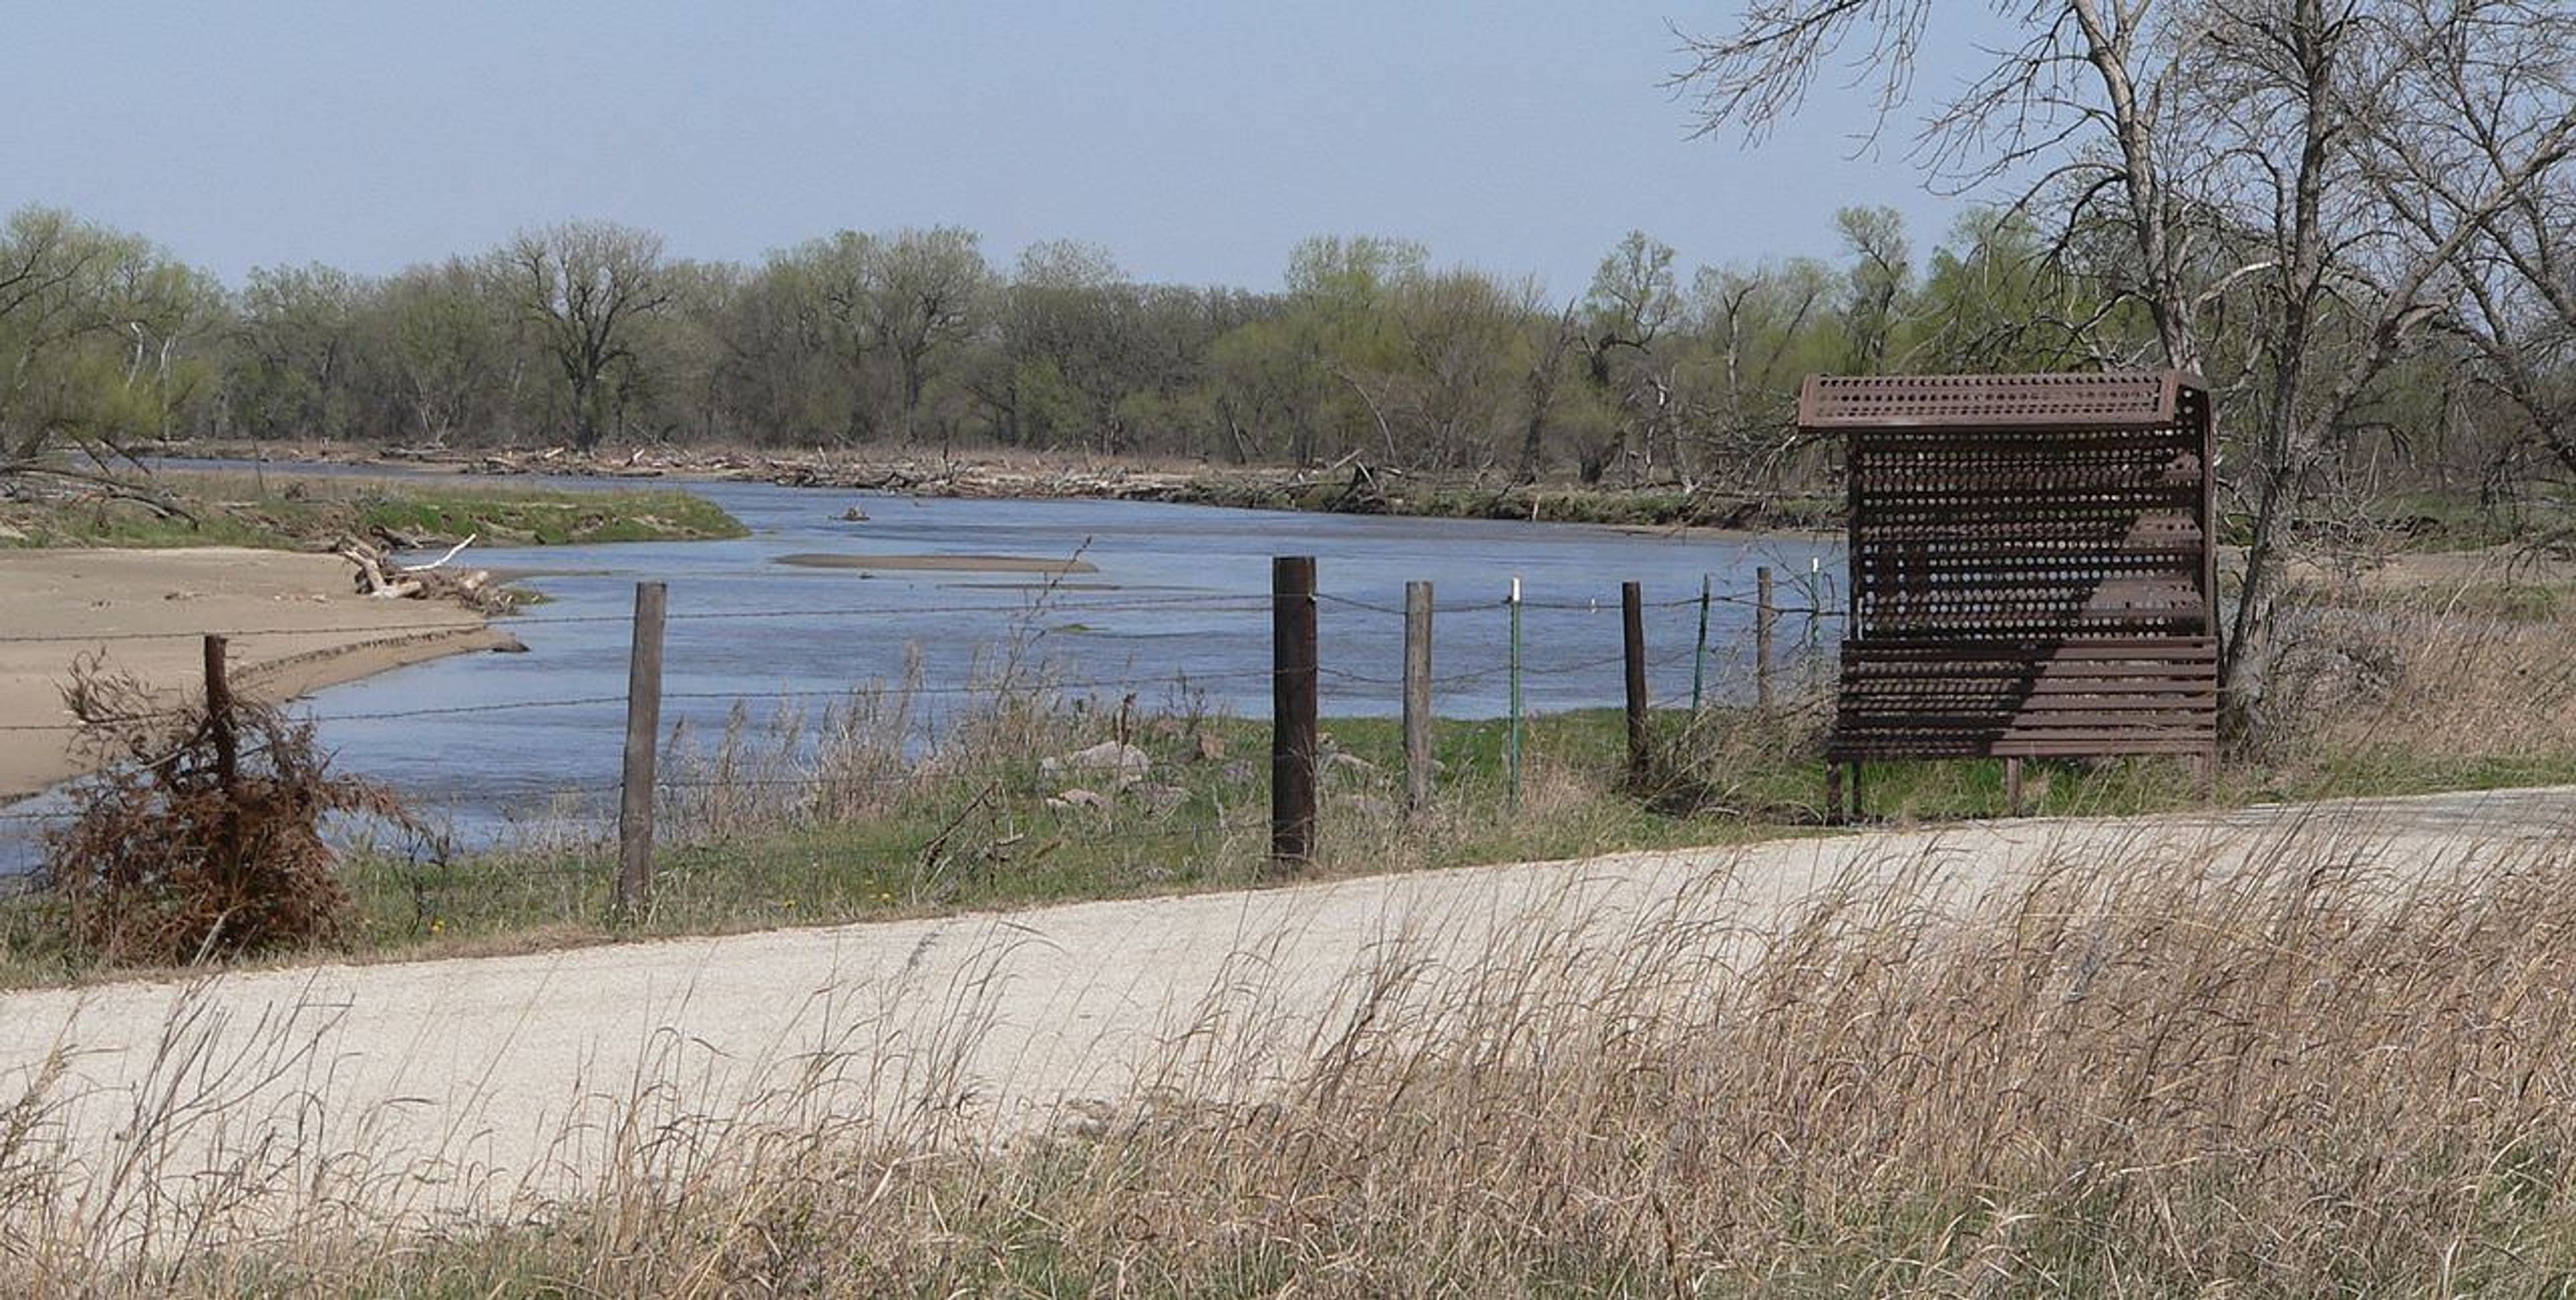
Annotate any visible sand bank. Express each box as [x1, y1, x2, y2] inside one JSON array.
[[0, 547, 509, 800]]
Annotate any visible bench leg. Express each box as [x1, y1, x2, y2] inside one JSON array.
[[1825, 764, 1844, 826], [1847, 762, 1864, 822], [2004, 757, 2024, 817]]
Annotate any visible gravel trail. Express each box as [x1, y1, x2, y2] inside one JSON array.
[[2, 785, 2566, 1226]]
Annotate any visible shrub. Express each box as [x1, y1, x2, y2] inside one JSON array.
[[42, 657, 405, 965]]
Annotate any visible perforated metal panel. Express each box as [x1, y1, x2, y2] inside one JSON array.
[[1801, 372, 2180, 429], [1804, 371, 2220, 766]]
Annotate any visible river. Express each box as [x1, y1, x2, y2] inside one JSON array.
[[5, 466, 1842, 855]]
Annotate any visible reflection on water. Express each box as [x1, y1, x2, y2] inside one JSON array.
[[3, 466, 1841, 857]]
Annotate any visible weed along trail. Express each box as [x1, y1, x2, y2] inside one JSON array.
[[1, 784, 2567, 1240]]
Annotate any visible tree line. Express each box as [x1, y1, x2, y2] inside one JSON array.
[[21, 196, 2542, 500], [0, 203, 2012, 490]]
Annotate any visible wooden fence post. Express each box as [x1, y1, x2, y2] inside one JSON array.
[[1690, 574, 1711, 712], [203, 633, 244, 871], [1622, 581, 1649, 783], [1756, 565, 1777, 711], [202, 635, 238, 794], [1271, 556, 1318, 869], [616, 580, 667, 922], [1403, 580, 1433, 814]]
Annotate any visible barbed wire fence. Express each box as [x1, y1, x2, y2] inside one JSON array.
[[0, 557, 1844, 928]]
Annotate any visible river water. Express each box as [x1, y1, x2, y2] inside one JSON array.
[[5, 466, 1842, 855]]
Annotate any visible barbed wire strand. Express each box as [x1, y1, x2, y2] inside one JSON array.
[[0, 631, 1797, 732], [0, 584, 1842, 647]]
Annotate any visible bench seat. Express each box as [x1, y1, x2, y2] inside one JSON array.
[[1825, 636, 2218, 761]]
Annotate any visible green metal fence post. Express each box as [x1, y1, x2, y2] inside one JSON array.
[[1507, 575, 1523, 814]]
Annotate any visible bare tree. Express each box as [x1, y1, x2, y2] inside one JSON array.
[[382, 258, 511, 445], [1672, 0, 2576, 715], [1518, 303, 1581, 484], [1688, 258, 1831, 490], [1581, 231, 1686, 484], [500, 221, 670, 450], [2186, 0, 2576, 680], [1674, 1, 2208, 370], [1832, 206, 1911, 374], [1387, 268, 1527, 470], [2398, 2, 2576, 524], [231, 263, 362, 440]]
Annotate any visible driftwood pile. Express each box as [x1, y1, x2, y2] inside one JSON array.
[[825, 458, 1210, 501], [225, 441, 1342, 509], [455, 445, 669, 479], [337, 531, 515, 612], [439, 443, 1247, 502]]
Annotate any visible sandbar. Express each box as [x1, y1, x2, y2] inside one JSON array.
[[0, 547, 508, 800], [773, 552, 1099, 575]]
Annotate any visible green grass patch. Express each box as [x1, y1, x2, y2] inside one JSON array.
[[0, 468, 746, 550], [2284, 578, 2570, 621], [9, 655, 2575, 991], [351, 486, 743, 545], [2360, 489, 2563, 552], [6, 693, 2512, 989], [255, 708, 2255, 970], [331, 708, 1782, 959]]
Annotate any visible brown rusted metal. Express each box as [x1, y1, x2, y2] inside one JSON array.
[[1799, 371, 2181, 429], [1809, 372, 2220, 802]]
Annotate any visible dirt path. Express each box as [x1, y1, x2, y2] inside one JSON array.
[[0, 547, 508, 800], [0, 785, 2567, 1233]]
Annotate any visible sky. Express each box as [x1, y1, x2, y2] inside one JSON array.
[[2, 2, 2017, 296]]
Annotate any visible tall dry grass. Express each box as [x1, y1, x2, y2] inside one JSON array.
[[649, 645, 1200, 849], [10, 818, 2576, 1295], [2253, 593, 2576, 778]]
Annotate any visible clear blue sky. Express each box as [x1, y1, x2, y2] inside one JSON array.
[[3, 1, 2005, 295]]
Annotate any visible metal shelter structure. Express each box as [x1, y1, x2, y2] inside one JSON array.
[[1800, 371, 2220, 818]]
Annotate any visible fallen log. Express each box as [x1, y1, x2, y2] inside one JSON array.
[[399, 533, 478, 573]]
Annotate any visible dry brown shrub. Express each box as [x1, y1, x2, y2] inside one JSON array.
[[42, 657, 407, 965]]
